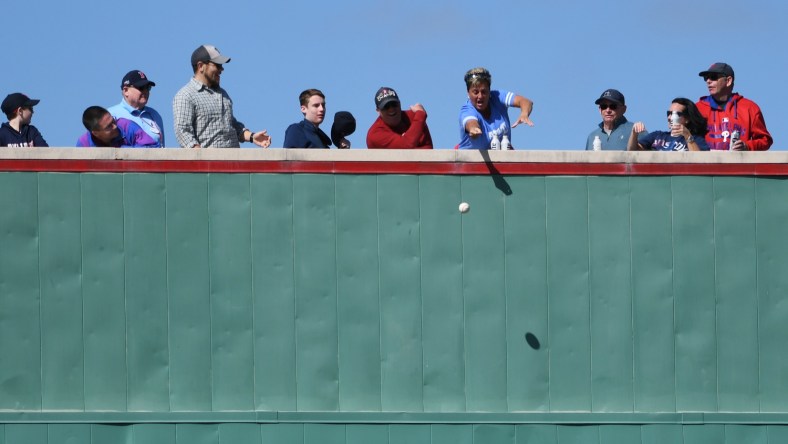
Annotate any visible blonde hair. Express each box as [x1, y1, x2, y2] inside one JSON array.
[[464, 67, 491, 90]]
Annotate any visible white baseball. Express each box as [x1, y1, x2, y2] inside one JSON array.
[[459, 202, 470, 213]]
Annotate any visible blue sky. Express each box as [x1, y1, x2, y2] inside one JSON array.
[[5, 0, 787, 150]]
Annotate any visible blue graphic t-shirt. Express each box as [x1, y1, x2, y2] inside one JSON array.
[[458, 90, 515, 149], [638, 130, 710, 151]]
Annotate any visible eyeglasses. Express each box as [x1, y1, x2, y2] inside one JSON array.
[[703, 74, 727, 81], [599, 103, 619, 110], [97, 117, 118, 132], [133, 84, 153, 92], [666, 111, 687, 117]]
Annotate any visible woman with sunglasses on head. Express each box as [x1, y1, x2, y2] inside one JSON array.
[[457, 67, 534, 149], [627, 98, 709, 151]]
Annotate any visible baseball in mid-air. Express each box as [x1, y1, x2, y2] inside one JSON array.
[[459, 202, 470, 213]]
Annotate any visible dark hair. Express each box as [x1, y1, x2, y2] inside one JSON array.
[[299, 88, 325, 107], [672, 97, 708, 137], [82, 106, 110, 131]]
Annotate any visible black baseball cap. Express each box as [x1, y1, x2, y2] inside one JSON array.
[[374, 87, 400, 109], [121, 70, 156, 89], [1, 93, 40, 115], [699, 62, 735, 79], [594, 89, 625, 106], [331, 111, 356, 147]]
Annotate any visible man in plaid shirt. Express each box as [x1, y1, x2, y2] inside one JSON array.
[[173, 45, 271, 148]]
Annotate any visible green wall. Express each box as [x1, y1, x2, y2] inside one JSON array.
[[1, 172, 787, 442]]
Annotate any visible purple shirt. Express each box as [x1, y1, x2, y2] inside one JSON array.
[[76, 118, 160, 147]]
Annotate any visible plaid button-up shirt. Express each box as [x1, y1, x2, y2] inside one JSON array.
[[172, 78, 246, 148]]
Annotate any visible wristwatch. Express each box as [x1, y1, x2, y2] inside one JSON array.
[[248, 131, 254, 143]]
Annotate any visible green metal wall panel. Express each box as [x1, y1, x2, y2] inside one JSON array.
[[218, 424, 260, 444], [420, 176, 465, 412], [515, 424, 557, 444], [0, 173, 41, 410], [132, 424, 174, 444], [92, 424, 132, 444], [165, 174, 212, 411], [432, 425, 471, 444], [683, 424, 724, 444], [641, 424, 683, 444], [304, 424, 345, 444], [346, 425, 388, 444], [598, 425, 640, 444], [389, 424, 430, 444], [335, 175, 382, 411], [378, 175, 424, 412], [630, 177, 676, 412], [251, 174, 297, 411], [47, 424, 90, 444], [260, 424, 303, 444], [546, 177, 591, 412], [756, 178, 788, 412], [767, 425, 788, 443], [724, 424, 766, 444], [474, 424, 515, 444], [292, 175, 339, 411], [556, 425, 598, 444], [713, 177, 759, 412], [209, 174, 255, 411], [38, 174, 84, 410], [673, 177, 718, 412], [462, 176, 508, 412], [505, 177, 549, 412], [82, 174, 127, 411], [587, 177, 634, 412], [123, 174, 170, 411], [176, 424, 218, 444], [4, 424, 46, 444]]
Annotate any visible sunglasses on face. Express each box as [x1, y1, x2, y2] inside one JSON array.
[[599, 103, 619, 110], [666, 111, 688, 117], [703, 74, 727, 81]]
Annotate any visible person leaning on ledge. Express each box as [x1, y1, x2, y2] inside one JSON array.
[[172, 44, 271, 148], [76, 106, 160, 148], [585, 89, 643, 150]]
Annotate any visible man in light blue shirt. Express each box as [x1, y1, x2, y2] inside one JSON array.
[[585, 88, 642, 150], [108, 70, 165, 147]]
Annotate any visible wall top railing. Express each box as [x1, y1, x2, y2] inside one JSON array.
[[1, 147, 788, 175]]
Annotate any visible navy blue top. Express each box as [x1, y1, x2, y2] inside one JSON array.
[[283, 119, 331, 148], [0, 122, 48, 147]]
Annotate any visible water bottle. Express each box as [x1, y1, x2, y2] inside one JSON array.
[[730, 130, 740, 150], [501, 134, 511, 150], [592, 135, 602, 151], [490, 133, 500, 150]]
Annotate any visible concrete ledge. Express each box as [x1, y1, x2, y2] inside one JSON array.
[[1, 147, 787, 164]]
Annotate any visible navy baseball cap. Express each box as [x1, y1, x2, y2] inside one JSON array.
[[1, 93, 40, 115], [594, 89, 625, 106], [121, 70, 156, 89]]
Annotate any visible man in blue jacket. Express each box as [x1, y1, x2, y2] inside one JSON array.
[[283, 89, 331, 148]]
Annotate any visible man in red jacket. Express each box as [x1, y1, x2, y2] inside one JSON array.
[[366, 87, 433, 149], [696, 63, 772, 151]]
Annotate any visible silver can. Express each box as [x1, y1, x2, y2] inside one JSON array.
[[730, 130, 740, 150]]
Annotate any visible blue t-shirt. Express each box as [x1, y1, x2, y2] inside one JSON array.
[[638, 130, 710, 151], [458, 90, 514, 149]]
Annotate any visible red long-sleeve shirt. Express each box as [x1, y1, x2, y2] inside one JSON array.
[[366, 110, 433, 149]]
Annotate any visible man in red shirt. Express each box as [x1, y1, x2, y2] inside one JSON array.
[[366, 87, 433, 149], [696, 62, 772, 151]]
